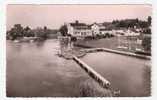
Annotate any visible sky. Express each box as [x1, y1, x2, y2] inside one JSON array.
[[7, 4, 152, 30]]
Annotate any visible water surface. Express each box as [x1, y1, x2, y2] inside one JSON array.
[[81, 52, 151, 97], [6, 39, 150, 97], [7, 39, 90, 97]]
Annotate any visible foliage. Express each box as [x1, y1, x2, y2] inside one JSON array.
[[142, 28, 151, 34], [33, 26, 48, 39], [59, 25, 68, 36], [142, 37, 151, 51], [147, 16, 152, 26], [23, 26, 34, 37], [79, 79, 113, 97], [7, 24, 57, 40], [84, 36, 94, 40], [112, 18, 151, 29], [71, 36, 77, 42], [9, 24, 23, 40]]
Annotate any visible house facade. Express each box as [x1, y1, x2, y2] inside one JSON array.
[[66, 21, 111, 38], [91, 23, 100, 36], [67, 21, 92, 38]]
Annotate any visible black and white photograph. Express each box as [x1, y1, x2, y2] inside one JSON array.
[[5, 4, 152, 97]]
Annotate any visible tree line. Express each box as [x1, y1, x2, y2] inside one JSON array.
[[111, 16, 151, 29], [7, 24, 58, 40]]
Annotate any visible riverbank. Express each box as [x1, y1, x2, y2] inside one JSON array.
[[84, 48, 150, 60], [7, 33, 58, 42], [74, 37, 151, 56], [74, 37, 118, 49]]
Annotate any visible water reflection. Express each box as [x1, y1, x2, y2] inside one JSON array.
[[35, 41, 45, 48], [7, 40, 22, 52]]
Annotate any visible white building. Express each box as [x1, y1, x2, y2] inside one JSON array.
[[67, 21, 92, 38], [91, 23, 100, 36], [125, 29, 140, 36], [66, 21, 116, 38], [90, 23, 116, 36]]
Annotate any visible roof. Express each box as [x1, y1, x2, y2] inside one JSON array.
[[70, 22, 91, 30], [73, 26, 91, 30], [69, 21, 112, 30], [70, 23, 86, 27], [90, 22, 112, 27], [89, 23, 103, 27]]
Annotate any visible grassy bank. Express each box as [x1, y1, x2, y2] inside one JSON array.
[[79, 79, 114, 97], [74, 37, 143, 53]]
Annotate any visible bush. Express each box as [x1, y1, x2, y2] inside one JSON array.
[[79, 79, 113, 97], [142, 37, 151, 51], [110, 34, 114, 37], [95, 34, 104, 39], [84, 36, 94, 40], [105, 33, 110, 38], [71, 36, 77, 42]]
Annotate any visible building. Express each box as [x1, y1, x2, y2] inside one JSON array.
[[66, 21, 115, 38], [67, 21, 92, 38], [124, 28, 140, 36], [91, 23, 100, 36], [66, 20, 142, 38]]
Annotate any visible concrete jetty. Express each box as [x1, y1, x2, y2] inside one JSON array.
[[84, 48, 151, 60], [73, 56, 111, 89]]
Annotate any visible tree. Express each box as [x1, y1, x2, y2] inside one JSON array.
[[139, 21, 148, 28], [143, 28, 151, 34], [23, 26, 34, 37], [142, 37, 151, 51], [112, 20, 119, 24], [43, 26, 48, 39], [25, 26, 31, 31], [44, 26, 47, 31], [33, 27, 48, 40], [9, 24, 24, 40], [14, 24, 23, 36], [34, 27, 44, 37], [147, 16, 152, 26], [135, 18, 139, 24], [59, 25, 68, 36]]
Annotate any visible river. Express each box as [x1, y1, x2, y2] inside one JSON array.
[[81, 52, 151, 97], [6, 39, 151, 97], [6, 39, 91, 97]]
